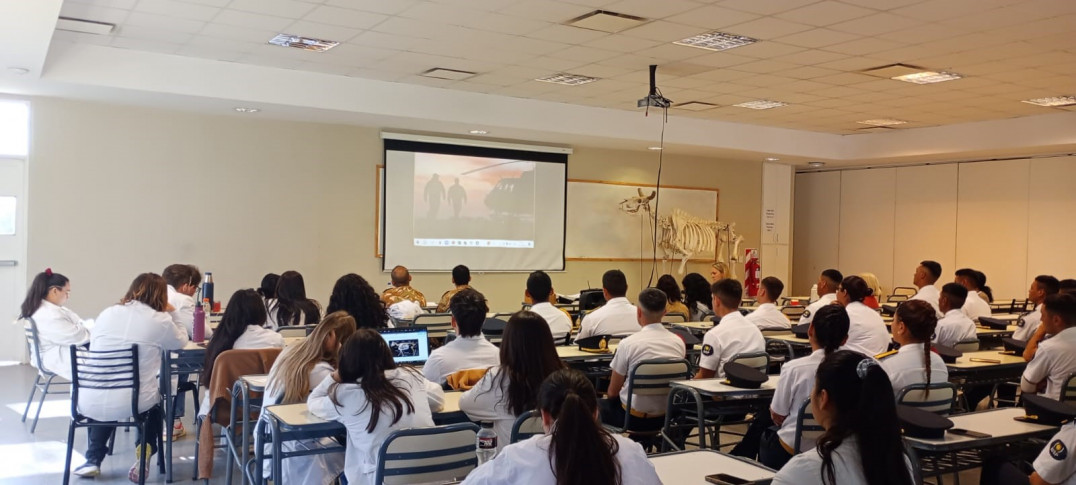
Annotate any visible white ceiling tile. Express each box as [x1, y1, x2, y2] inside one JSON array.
[[716, 0, 822, 16], [372, 17, 450, 39], [634, 43, 709, 62], [836, 0, 928, 10], [619, 20, 707, 42], [296, 61, 358, 76], [124, 11, 205, 33], [110, 36, 182, 55], [302, 6, 388, 30], [723, 17, 815, 40], [228, 0, 316, 19], [686, 52, 756, 68], [775, 1, 878, 27], [499, 1, 595, 23], [549, 45, 622, 63], [820, 36, 903, 56], [346, 30, 426, 50], [731, 41, 807, 59], [212, 10, 293, 32], [180, 0, 231, 6], [346, 68, 408, 82], [65, 0, 139, 8], [601, 0, 700, 19], [325, 0, 418, 15], [134, 0, 221, 21], [462, 13, 550, 35], [581, 34, 663, 53], [115, 25, 194, 44], [60, 2, 131, 25], [827, 12, 921, 36], [526, 24, 610, 45], [174, 43, 249, 62], [663, 5, 760, 30], [397, 2, 488, 26], [282, 20, 362, 43], [776, 28, 860, 48], [198, 22, 279, 43], [489, 35, 570, 56], [890, 0, 998, 21], [771, 48, 848, 66]]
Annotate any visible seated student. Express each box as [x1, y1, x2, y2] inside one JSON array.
[[1021, 293, 1076, 401], [980, 407, 1076, 485], [955, 268, 991, 322], [601, 288, 687, 432], [72, 273, 189, 480], [934, 283, 977, 348], [421, 288, 500, 384], [859, 272, 884, 310], [1061, 279, 1076, 295], [163, 263, 203, 437], [746, 276, 792, 330], [681, 272, 713, 322], [462, 369, 661, 485], [696, 279, 766, 379], [459, 311, 565, 450], [657, 274, 691, 318], [800, 269, 843, 327], [773, 351, 914, 485], [910, 260, 944, 317], [326, 273, 390, 329], [757, 305, 849, 468], [257, 273, 279, 309], [524, 271, 573, 343], [1015, 275, 1061, 342], [19, 269, 90, 380], [878, 300, 948, 396], [268, 270, 321, 329], [436, 265, 472, 313], [262, 312, 356, 485], [381, 265, 427, 307], [576, 270, 639, 340], [836, 275, 891, 357], [308, 328, 444, 485], [711, 261, 728, 283]]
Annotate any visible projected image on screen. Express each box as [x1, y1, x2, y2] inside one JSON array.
[[413, 153, 536, 248]]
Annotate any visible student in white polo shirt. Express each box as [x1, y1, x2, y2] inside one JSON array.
[[909, 260, 943, 317], [836, 275, 891, 357], [955, 268, 991, 322], [746, 277, 791, 331], [1021, 293, 1076, 401], [421, 288, 500, 384], [878, 300, 948, 396], [934, 283, 977, 348], [601, 288, 687, 433], [696, 279, 766, 379], [1015, 275, 1061, 343], [576, 270, 639, 340], [524, 271, 572, 343], [799, 269, 843, 327]]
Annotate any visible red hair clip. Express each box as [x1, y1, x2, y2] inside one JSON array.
[[45, 268, 52, 276]]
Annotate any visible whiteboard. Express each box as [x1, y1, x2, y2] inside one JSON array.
[[566, 180, 719, 260]]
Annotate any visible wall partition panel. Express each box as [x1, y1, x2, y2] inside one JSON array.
[[892, 164, 959, 294], [838, 168, 896, 293], [955, 159, 1030, 299], [792, 171, 841, 295], [1027, 157, 1076, 283]]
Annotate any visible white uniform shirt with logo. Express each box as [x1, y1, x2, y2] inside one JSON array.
[[82, 301, 189, 421], [458, 367, 517, 451], [798, 293, 837, 327], [307, 369, 444, 485], [1023, 326, 1076, 400], [461, 434, 661, 485], [844, 301, 891, 357], [771, 348, 826, 450], [576, 297, 640, 340], [421, 334, 500, 384], [698, 311, 766, 378], [528, 302, 573, 343], [610, 323, 687, 415], [910, 285, 943, 317], [1033, 422, 1076, 485], [28, 300, 90, 380], [878, 343, 949, 396], [933, 309, 978, 348], [773, 437, 914, 485], [745, 302, 792, 330], [962, 292, 992, 322], [1014, 305, 1044, 341]]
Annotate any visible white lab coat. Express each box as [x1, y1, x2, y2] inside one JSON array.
[[198, 325, 285, 417], [81, 301, 189, 421], [28, 300, 90, 380], [458, 367, 516, 451], [307, 368, 445, 485]]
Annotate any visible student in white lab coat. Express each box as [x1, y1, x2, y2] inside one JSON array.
[[307, 328, 444, 485], [267, 270, 321, 330], [463, 368, 661, 485], [71, 273, 189, 480], [878, 300, 948, 396], [773, 351, 914, 485], [422, 287, 500, 384], [326, 273, 391, 329], [257, 273, 280, 320], [163, 262, 203, 438], [19, 269, 90, 380], [459, 310, 565, 450], [262, 312, 357, 485]]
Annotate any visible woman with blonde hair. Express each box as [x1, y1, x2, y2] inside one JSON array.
[[710, 261, 729, 283], [261, 311, 358, 484], [859, 272, 884, 310]]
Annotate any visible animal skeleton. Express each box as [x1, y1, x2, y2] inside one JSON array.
[[618, 189, 744, 275]]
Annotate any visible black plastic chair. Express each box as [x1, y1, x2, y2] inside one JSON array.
[[21, 317, 71, 433], [63, 344, 163, 485]]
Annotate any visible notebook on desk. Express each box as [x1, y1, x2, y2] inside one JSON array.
[[380, 327, 430, 366]]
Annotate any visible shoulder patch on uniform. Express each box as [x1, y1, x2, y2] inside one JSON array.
[[801, 310, 811, 319], [875, 349, 898, 360], [1051, 439, 1068, 460], [1017, 318, 1026, 328], [701, 344, 714, 356]]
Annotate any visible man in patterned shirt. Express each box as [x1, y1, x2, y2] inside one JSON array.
[[382, 265, 427, 307]]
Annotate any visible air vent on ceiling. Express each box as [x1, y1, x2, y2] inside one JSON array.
[[564, 10, 648, 33], [421, 68, 477, 81], [674, 101, 719, 111], [674, 31, 758, 52], [734, 100, 788, 110], [861, 63, 963, 84], [1022, 95, 1076, 107], [536, 73, 600, 86], [268, 33, 339, 52], [56, 17, 115, 35]]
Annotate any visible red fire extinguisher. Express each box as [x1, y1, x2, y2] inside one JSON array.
[[744, 248, 761, 297]]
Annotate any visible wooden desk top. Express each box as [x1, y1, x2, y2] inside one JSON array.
[[651, 450, 775, 484], [947, 350, 1026, 369], [671, 376, 781, 397]]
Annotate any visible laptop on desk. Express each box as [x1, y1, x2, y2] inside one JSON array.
[[380, 327, 430, 366]]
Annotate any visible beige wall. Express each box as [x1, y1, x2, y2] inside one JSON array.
[[28, 98, 763, 318]]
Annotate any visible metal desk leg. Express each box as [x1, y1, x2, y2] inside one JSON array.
[[690, 388, 706, 449], [270, 415, 283, 485], [160, 354, 175, 483]]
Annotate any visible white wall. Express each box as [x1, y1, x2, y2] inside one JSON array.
[[26, 98, 765, 321], [760, 163, 793, 289], [793, 157, 1076, 299]]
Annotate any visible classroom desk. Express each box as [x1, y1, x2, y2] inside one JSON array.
[[162, 342, 207, 482], [664, 377, 781, 450], [650, 449, 776, 484], [678, 321, 714, 331], [765, 332, 810, 346], [556, 344, 618, 362], [975, 325, 1018, 339], [225, 374, 268, 485], [946, 350, 1027, 388], [905, 407, 1057, 452]]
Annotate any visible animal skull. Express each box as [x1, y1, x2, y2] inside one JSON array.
[[617, 189, 656, 215]]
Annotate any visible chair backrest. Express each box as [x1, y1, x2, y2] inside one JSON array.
[[662, 312, 687, 324], [892, 287, 918, 298], [622, 359, 691, 430], [21, 318, 51, 375], [206, 348, 283, 424], [70, 344, 140, 420], [780, 306, 806, 319], [375, 423, 480, 485], [276, 324, 317, 338], [887, 295, 909, 303], [510, 410, 544, 443], [953, 339, 980, 353], [729, 351, 770, 374], [793, 398, 824, 453], [1062, 372, 1076, 404], [896, 382, 957, 415], [412, 313, 455, 339]]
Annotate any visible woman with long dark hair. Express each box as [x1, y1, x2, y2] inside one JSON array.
[[656, 274, 690, 318], [463, 368, 660, 485], [267, 270, 320, 329], [459, 311, 565, 449], [307, 328, 444, 485], [773, 350, 914, 485], [681, 272, 713, 321], [326, 273, 389, 329], [198, 289, 283, 390], [19, 268, 89, 380], [836, 275, 890, 357], [879, 299, 947, 395], [258, 273, 280, 306]]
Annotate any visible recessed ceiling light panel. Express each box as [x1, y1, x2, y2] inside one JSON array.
[[674, 31, 757, 52], [565, 10, 648, 33], [734, 100, 788, 110], [268, 33, 339, 52], [765, 157, 780, 161], [536, 73, 599, 85], [858, 119, 907, 126], [808, 162, 825, 168], [648, 146, 663, 151], [421, 68, 477, 81], [891, 70, 963, 84], [469, 130, 488, 135], [234, 107, 260, 113], [674, 101, 719, 111], [1022, 95, 1076, 107]]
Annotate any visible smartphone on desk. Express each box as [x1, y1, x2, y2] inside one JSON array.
[[705, 473, 751, 485], [948, 428, 991, 439]]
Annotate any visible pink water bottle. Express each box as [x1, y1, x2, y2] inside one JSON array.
[[193, 299, 206, 343]]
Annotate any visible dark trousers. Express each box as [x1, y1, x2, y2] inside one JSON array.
[[758, 427, 794, 470], [173, 373, 190, 418], [599, 397, 665, 432], [731, 411, 772, 459], [84, 406, 163, 465], [979, 458, 1031, 485]]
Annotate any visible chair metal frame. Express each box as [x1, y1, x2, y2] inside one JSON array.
[[1061, 372, 1076, 404], [160, 347, 204, 482], [374, 422, 481, 485], [606, 359, 693, 436], [21, 317, 72, 433], [896, 382, 958, 415], [792, 398, 824, 454], [510, 410, 544, 444], [413, 313, 455, 340], [662, 312, 688, 324], [953, 339, 980, 353], [275, 324, 318, 337]]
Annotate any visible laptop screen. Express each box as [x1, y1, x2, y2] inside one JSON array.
[[380, 327, 430, 365]]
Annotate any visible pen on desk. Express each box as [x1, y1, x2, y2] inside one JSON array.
[[969, 358, 1001, 364]]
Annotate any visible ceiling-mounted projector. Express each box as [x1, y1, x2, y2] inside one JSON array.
[[638, 64, 672, 109]]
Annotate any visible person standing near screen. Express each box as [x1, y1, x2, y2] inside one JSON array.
[[424, 173, 446, 220], [448, 177, 467, 219]]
